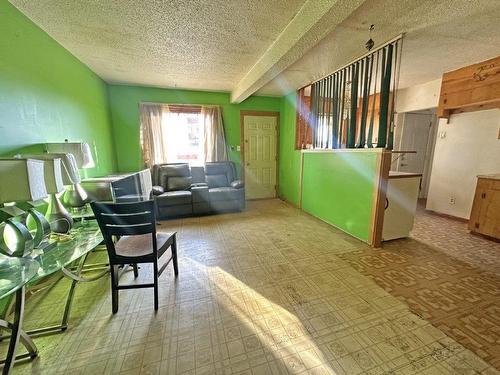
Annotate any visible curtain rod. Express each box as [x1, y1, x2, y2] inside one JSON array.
[[304, 33, 404, 89]]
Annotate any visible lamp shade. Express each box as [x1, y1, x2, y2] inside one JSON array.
[[45, 142, 95, 168], [22, 153, 81, 185], [40, 158, 64, 194], [0, 159, 48, 203]]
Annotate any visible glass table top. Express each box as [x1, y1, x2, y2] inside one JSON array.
[[0, 256, 39, 300], [69, 204, 95, 220], [29, 221, 103, 284], [71, 197, 153, 220]]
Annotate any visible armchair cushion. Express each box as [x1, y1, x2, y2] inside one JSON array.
[[152, 185, 164, 196], [230, 180, 244, 189]]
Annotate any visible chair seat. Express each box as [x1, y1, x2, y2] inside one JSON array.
[[156, 190, 192, 206], [209, 187, 242, 202], [115, 232, 174, 257]]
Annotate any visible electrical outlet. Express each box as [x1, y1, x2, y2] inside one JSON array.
[[449, 196, 456, 205]]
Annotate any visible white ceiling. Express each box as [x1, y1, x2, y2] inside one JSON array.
[[10, 0, 306, 92], [10, 0, 500, 100], [257, 0, 500, 95]]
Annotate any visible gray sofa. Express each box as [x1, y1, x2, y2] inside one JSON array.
[[151, 162, 244, 218]]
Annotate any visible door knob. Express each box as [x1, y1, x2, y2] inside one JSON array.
[[246, 163, 250, 166]]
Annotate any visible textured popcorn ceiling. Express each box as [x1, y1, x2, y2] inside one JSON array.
[[10, 0, 500, 98], [10, 0, 307, 92], [257, 0, 500, 95]]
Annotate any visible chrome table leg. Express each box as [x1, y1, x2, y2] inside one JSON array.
[[0, 287, 38, 375]]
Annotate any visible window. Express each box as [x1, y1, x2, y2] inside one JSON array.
[[140, 103, 228, 168], [163, 107, 204, 165]]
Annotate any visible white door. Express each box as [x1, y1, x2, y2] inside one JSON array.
[[395, 113, 432, 174], [243, 114, 278, 199]]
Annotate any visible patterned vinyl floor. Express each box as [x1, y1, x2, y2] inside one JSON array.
[[339, 204, 500, 371], [3, 199, 499, 374]]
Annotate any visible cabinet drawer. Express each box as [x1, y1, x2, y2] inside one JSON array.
[[490, 179, 500, 191]]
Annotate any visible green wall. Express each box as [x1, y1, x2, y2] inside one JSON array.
[[278, 91, 380, 242], [301, 151, 379, 242], [107, 85, 282, 173], [278, 92, 302, 205], [0, 1, 116, 177]]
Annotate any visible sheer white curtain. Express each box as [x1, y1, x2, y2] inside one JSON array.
[[139, 103, 169, 168], [141, 103, 228, 166], [202, 105, 228, 162]]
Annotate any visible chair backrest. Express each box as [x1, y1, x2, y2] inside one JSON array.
[[111, 169, 153, 202], [205, 162, 235, 188], [91, 200, 156, 260]]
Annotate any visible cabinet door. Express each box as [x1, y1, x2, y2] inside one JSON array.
[[469, 178, 489, 232], [478, 182, 500, 238]]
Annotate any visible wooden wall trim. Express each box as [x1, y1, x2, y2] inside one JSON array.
[[437, 55, 500, 121], [370, 149, 392, 247]]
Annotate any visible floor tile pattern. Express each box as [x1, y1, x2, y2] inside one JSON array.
[[412, 205, 500, 274], [1, 200, 497, 374], [339, 204, 500, 371]]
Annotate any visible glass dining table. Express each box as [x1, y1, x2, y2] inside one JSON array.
[[0, 197, 150, 372], [0, 256, 39, 375], [25, 220, 106, 335]]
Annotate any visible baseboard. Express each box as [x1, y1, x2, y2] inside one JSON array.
[[424, 208, 469, 223], [278, 196, 300, 209]]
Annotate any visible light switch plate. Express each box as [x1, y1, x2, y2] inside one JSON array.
[[236, 145, 241, 151]]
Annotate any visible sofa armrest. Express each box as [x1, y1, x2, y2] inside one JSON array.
[[230, 180, 244, 189], [191, 184, 209, 203], [152, 185, 164, 196]]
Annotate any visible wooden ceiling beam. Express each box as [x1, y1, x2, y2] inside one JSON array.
[[230, 0, 366, 104]]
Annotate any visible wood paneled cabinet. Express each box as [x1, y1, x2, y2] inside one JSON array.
[[469, 175, 500, 239]]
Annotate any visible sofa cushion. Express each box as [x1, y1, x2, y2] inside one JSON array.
[[206, 174, 228, 188], [208, 187, 242, 202], [165, 176, 192, 191], [157, 164, 191, 190], [156, 190, 192, 206]]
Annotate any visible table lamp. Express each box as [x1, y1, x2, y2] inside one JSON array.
[[45, 142, 95, 208], [21, 155, 76, 233], [0, 159, 48, 257]]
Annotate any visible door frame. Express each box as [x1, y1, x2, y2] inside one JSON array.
[[240, 110, 280, 199]]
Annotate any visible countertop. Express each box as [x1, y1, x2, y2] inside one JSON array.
[[389, 171, 423, 179]]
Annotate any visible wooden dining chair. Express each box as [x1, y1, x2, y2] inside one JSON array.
[[91, 200, 178, 313]]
